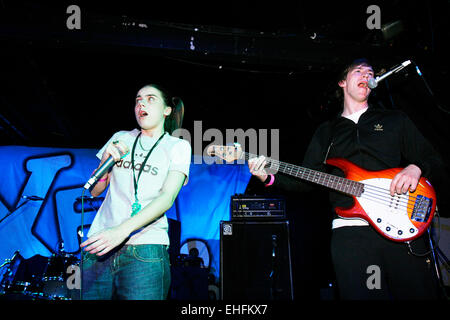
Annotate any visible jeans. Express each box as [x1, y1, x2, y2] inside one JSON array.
[[81, 244, 171, 300]]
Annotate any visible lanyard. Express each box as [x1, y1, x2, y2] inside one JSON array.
[[130, 131, 166, 215]]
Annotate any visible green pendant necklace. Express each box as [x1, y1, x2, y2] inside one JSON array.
[[130, 131, 165, 216]]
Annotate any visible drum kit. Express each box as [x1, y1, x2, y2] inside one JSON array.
[[0, 249, 80, 300]]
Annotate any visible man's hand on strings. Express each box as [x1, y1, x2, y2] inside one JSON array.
[[390, 164, 422, 196]]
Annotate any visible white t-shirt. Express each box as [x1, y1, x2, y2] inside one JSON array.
[[87, 129, 192, 245]]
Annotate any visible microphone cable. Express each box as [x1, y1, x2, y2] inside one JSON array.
[[79, 187, 86, 300], [406, 208, 441, 258]]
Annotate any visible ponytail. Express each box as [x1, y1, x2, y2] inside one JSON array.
[[164, 96, 184, 135]]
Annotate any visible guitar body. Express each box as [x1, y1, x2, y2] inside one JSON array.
[[327, 158, 436, 242]]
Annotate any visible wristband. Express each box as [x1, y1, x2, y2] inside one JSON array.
[[98, 177, 107, 182], [264, 174, 275, 187]]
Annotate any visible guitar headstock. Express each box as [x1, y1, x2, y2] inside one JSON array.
[[207, 144, 243, 163]]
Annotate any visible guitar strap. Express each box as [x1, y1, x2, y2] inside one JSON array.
[[323, 117, 340, 165]]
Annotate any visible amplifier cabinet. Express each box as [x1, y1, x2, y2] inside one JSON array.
[[220, 220, 294, 300]]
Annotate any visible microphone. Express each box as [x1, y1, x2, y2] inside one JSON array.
[[368, 60, 411, 89], [22, 195, 44, 201], [83, 145, 129, 190]]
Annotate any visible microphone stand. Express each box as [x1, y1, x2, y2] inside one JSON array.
[[0, 198, 33, 226], [428, 228, 450, 299], [269, 234, 278, 300], [0, 251, 21, 294], [412, 61, 450, 115], [0, 251, 20, 269]]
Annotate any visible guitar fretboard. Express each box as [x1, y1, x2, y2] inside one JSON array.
[[242, 152, 364, 197]]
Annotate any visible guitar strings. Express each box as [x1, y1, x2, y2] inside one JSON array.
[[362, 185, 415, 206], [360, 188, 414, 212], [244, 151, 418, 199], [242, 151, 419, 212]]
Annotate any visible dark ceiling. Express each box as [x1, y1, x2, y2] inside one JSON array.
[[0, 0, 449, 167]]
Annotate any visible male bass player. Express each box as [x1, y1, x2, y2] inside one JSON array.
[[80, 84, 191, 300], [248, 58, 445, 299]]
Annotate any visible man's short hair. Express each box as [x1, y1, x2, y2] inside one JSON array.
[[338, 58, 373, 82]]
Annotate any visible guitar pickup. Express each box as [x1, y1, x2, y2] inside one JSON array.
[[411, 195, 432, 223]]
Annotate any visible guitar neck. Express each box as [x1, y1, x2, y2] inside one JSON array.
[[242, 152, 363, 197]]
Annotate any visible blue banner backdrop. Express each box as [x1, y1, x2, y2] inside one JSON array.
[[0, 146, 251, 279]]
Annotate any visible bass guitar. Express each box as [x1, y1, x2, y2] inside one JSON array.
[[208, 144, 436, 242]]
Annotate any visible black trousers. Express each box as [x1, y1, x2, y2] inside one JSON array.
[[330, 225, 439, 300]]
